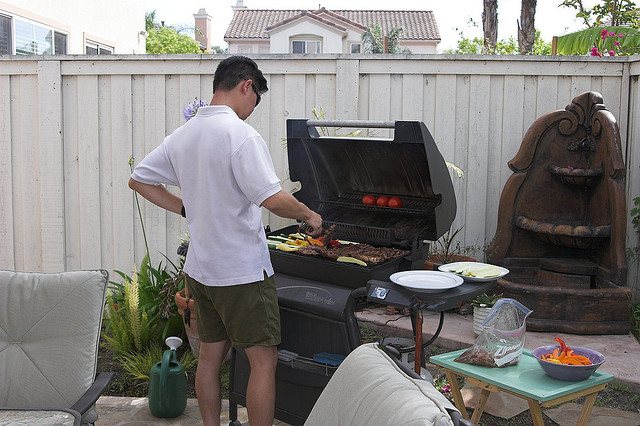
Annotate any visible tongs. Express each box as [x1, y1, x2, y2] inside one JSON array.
[[298, 222, 336, 245]]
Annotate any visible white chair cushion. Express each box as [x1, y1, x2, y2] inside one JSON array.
[[0, 270, 109, 424], [305, 343, 458, 426]]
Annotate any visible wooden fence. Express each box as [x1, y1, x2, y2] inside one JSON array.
[[1, 54, 638, 300]]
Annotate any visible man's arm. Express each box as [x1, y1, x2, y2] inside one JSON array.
[[128, 178, 183, 216], [261, 190, 322, 235]]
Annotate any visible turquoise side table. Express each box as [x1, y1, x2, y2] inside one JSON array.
[[430, 348, 613, 425]]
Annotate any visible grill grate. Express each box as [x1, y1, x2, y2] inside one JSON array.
[[324, 221, 394, 246]]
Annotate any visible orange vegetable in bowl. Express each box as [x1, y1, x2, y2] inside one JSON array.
[[540, 338, 593, 366]]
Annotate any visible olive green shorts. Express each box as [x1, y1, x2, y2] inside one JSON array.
[[185, 273, 281, 348]]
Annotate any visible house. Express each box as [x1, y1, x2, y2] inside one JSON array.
[[223, 2, 440, 55], [0, 0, 146, 55]]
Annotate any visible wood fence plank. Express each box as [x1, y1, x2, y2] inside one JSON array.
[[62, 76, 80, 270], [77, 75, 102, 268], [37, 61, 65, 271], [0, 75, 13, 269]]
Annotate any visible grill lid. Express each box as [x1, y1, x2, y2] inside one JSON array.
[[286, 119, 456, 244]]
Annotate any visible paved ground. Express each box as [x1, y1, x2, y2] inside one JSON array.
[[94, 308, 640, 425]]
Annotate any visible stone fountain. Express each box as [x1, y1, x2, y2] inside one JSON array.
[[487, 91, 631, 334]]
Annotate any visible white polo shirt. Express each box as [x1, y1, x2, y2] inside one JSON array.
[[131, 105, 282, 286]]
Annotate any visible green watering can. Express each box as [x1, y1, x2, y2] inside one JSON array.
[[148, 336, 187, 418]]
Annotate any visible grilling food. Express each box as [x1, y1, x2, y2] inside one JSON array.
[[376, 196, 389, 207], [268, 232, 409, 265], [362, 194, 376, 205], [296, 242, 408, 265], [388, 197, 403, 208]]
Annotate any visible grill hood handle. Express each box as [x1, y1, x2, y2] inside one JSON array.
[[306, 119, 395, 129]]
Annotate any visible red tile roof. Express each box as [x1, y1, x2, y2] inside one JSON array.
[[224, 8, 440, 41]]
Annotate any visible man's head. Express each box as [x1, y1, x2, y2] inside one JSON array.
[[211, 56, 267, 118], [213, 56, 267, 98]]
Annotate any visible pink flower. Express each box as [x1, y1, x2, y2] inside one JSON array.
[[609, 50, 616, 56], [614, 41, 621, 46], [601, 34, 607, 41], [609, 32, 616, 36], [619, 33, 624, 37], [442, 385, 451, 393], [591, 47, 602, 57], [601, 29, 608, 35]]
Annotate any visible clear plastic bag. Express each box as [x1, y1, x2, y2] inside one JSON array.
[[455, 298, 532, 367]]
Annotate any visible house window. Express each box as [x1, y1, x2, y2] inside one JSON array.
[[86, 40, 113, 55], [15, 18, 53, 54], [1, 15, 67, 55], [54, 31, 67, 55], [0, 15, 11, 55], [291, 39, 321, 54], [350, 43, 361, 54]]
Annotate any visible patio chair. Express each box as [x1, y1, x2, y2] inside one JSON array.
[[0, 270, 114, 425], [305, 342, 473, 426]]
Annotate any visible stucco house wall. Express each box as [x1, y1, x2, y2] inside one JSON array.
[[268, 18, 346, 54], [0, 0, 146, 54]]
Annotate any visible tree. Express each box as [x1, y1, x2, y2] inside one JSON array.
[[144, 10, 227, 54], [557, 1, 640, 55], [560, 0, 640, 27], [445, 31, 551, 55], [518, 0, 538, 54], [146, 26, 201, 54], [482, 0, 499, 53], [361, 25, 411, 54]]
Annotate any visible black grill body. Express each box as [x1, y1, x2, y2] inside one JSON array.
[[228, 275, 364, 426], [228, 119, 456, 425]]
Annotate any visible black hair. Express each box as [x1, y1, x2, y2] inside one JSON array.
[[213, 56, 268, 94]]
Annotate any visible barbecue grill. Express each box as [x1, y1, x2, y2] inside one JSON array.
[[228, 119, 457, 426]]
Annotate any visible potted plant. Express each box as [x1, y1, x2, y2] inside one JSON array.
[[424, 227, 478, 271], [470, 293, 502, 335]]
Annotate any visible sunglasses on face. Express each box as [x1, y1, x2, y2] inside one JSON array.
[[239, 74, 261, 107]]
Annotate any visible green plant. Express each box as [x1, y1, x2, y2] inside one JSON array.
[[627, 196, 640, 265], [103, 269, 157, 356], [433, 376, 452, 400], [471, 293, 502, 308], [104, 156, 187, 356], [361, 25, 411, 54], [428, 227, 479, 264], [631, 302, 640, 344], [120, 344, 197, 381]]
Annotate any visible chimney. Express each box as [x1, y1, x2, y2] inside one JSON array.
[[193, 8, 211, 52], [232, 0, 247, 11]]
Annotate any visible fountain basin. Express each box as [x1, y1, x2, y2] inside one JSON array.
[[495, 268, 631, 335], [548, 165, 602, 186]]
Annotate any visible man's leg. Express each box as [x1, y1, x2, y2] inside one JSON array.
[[196, 339, 232, 426], [244, 345, 278, 426]]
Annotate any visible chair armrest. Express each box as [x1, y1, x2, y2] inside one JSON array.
[[448, 408, 475, 426], [70, 372, 114, 415]]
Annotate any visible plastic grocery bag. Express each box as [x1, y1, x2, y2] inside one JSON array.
[[455, 298, 532, 367]]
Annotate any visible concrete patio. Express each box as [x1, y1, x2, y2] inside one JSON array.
[[94, 308, 640, 425]]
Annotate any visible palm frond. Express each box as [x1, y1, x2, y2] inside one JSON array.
[[556, 26, 640, 55]]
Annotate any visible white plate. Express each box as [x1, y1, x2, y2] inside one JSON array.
[[389, 271, 464, 293], [438, 261, 509, 282]]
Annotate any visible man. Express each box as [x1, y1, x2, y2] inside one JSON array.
[[129, 55, 322, 426]]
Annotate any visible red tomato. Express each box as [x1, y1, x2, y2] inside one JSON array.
[[362, 194, 376, 206], [388, 197, 403, 208], [376, 196, 389, 207]]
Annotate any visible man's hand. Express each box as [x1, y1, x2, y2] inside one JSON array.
[[261, 190, 322, 235]]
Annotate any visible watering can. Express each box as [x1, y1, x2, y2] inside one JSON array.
[[148, 336, 187, 418]]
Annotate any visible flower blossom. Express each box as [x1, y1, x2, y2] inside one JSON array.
[[183, 98, 209, 122]]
